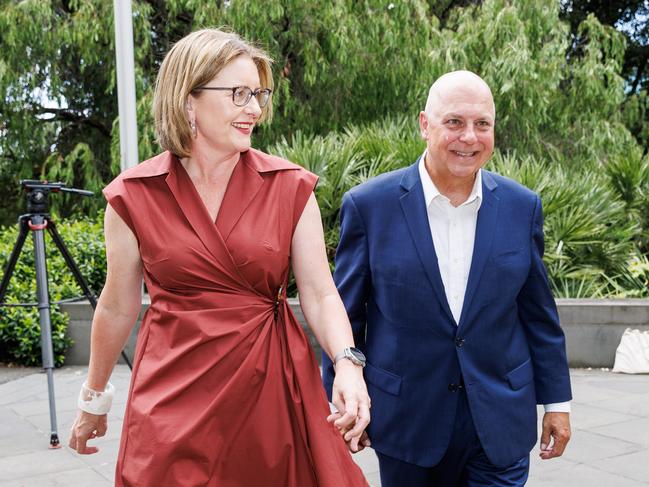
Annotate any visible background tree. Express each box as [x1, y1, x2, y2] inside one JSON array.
[[561, 0, 649, 152], [0, 0, 646, 222], [0, 0, 153, 223], [1, 0, 440, 225]]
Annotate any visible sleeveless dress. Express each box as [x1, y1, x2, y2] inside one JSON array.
[[103, 149, 368, 487]]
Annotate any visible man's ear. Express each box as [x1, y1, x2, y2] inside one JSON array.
[[418, 111, 429, 139]]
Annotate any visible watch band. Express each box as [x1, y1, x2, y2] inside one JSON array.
[[333, 347, 366, 367]]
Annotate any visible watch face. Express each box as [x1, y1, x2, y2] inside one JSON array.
[[349, 348, 366, 363]]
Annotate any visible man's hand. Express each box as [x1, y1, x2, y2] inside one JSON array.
[[328, 422, 371, 453], [326, 360, 371, 452], [68, 410, 108, 454], [539, 412, 571, 460]]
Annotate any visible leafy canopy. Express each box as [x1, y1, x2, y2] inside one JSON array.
[[0, 0, 645, 225]]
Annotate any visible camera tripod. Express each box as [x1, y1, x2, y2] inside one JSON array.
[[0, 180, 132, 448]]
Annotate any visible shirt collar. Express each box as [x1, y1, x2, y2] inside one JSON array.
[[418, 150, 483, 211]]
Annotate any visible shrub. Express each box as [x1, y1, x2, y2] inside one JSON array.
[[0, 214, 106, 366], [489, 152, 643, 297]]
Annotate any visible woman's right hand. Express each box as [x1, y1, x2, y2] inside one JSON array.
[[68, 410, 107, 454]]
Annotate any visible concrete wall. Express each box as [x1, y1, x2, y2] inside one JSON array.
[[556, 299, 649, 368], [61, 298, 649, 368]]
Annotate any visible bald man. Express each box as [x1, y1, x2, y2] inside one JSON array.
[[323, 71, 572, 486]]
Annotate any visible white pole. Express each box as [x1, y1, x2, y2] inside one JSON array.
[[113, 0, 139, 171]]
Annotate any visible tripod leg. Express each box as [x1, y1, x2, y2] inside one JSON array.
[[30, 216, 60, 448], [47, 220, 133, 370], [0, 217, 30, 303], [46, 221, 98, 307]]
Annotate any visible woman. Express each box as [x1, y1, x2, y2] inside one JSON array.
[[68, 28, 370, 486]]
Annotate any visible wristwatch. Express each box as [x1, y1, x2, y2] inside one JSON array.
[[333, 347, 366, 368]]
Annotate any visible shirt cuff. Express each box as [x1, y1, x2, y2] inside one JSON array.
[[543, 401, 571, 413]]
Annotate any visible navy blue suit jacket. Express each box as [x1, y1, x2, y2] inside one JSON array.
[[323, 160, 572, 468]]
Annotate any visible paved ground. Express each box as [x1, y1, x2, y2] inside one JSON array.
[[0, 367, 647, 486]]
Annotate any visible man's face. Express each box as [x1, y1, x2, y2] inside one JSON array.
[[419, 86, 495, 182]]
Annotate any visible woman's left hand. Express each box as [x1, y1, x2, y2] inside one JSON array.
[[327, 360, 371, 452]]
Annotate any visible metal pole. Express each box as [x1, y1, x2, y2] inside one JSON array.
[[113, 0, 139, 171], [31, 216, 60, 448]]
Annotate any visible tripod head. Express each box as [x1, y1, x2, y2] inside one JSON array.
[[20, 180, 94, 214]]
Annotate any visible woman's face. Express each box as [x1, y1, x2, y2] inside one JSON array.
[[188, 55, 263, 158]]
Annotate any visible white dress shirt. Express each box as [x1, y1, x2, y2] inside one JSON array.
[[418, 154, 570, 413], [418, 156, 482, 325]]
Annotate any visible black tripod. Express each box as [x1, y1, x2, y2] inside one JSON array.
[[0, 180, 132, 448]]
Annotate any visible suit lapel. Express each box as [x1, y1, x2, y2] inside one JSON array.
[[458, 171, 499, 327], [399, 162, 456, 324]]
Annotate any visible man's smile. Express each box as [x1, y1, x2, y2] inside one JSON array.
[[451, 150, 479, 157]]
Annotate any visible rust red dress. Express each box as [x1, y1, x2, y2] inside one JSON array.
[[103, 149, 368, 487]]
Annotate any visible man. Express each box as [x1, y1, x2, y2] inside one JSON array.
[[323, 71, 572, 486]]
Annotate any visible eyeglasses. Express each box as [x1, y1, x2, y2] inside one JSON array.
[[193, 86, 272, 108]]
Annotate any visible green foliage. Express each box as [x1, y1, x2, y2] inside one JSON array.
[[3, 0, 644, 224], [622, 91, 649, 153], [561, 0, 649, 151], [0, 0, 153, 223], [0, 214, 106, 366], [604, 152, 649, 253]]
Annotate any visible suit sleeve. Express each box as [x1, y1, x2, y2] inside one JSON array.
[[517, 195, 572, 404], [322, 191, 371, 400]]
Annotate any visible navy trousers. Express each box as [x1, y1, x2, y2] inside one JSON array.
[[376, 387, 530, 487]]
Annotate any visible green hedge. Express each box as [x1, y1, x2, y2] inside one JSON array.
[[0, 214, 106, 366]]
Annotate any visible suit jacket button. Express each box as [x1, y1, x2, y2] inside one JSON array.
[[448, 383, 458, 392], [455, 338, 465, 347]]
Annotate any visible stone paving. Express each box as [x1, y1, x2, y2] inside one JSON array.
[[0, 367, 647, 486]]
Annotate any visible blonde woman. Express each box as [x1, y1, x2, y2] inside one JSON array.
[[68, 29, 370, 486]]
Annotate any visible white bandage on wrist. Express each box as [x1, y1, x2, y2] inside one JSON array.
[[77, 381, 115, 415]]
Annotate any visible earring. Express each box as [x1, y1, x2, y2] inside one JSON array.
[[190, 119, 197, 138]]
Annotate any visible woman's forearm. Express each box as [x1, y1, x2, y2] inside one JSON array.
[[299, 290, 355, 362], [85, 205, 143, 392], [86, 301, 139, 391]]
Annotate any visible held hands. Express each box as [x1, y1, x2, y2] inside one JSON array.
[[68, 410, 107, 454], [539, 412, 571, 460], [327, 360, 371, 453]]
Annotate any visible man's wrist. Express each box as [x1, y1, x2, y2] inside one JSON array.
[[544, 401, 571, 413]]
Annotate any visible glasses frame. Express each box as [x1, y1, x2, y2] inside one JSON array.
[[192, 86, 272, 108]]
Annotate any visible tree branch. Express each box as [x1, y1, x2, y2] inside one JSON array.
[[630, 56, 647, 93], [31, 107, 111, 137]]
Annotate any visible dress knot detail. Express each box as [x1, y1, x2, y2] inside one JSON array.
[[274, 285, 284, 319]]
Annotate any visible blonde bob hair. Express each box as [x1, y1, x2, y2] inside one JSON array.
[[153, 28, 274, 157]]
